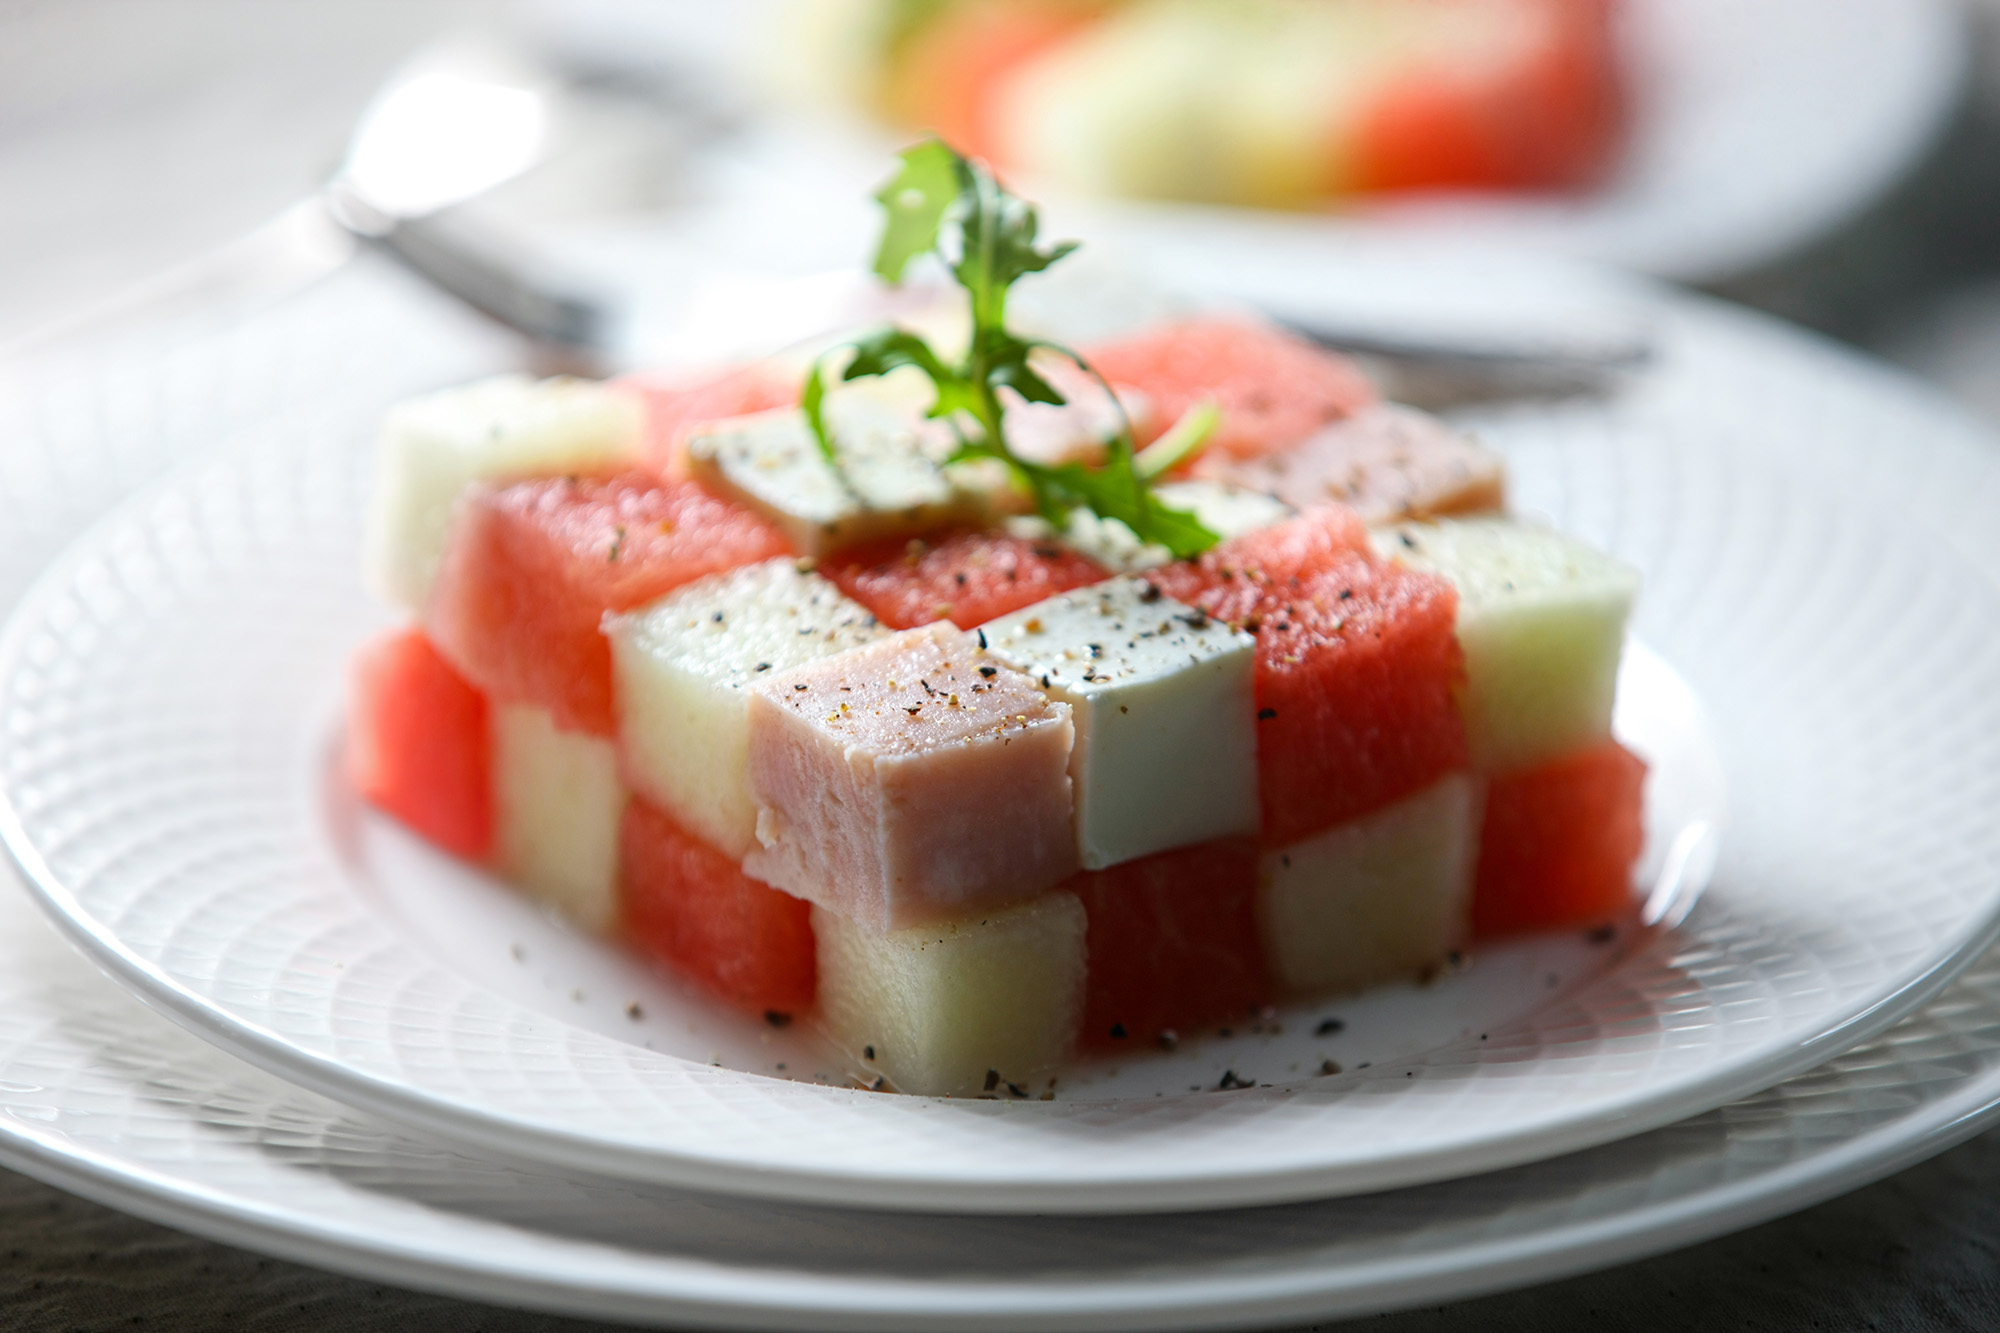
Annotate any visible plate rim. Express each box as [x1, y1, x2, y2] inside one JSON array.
[[4, 878, 2000, 1331], [16, 777, 2000, 1215]]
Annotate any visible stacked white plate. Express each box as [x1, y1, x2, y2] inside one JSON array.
[[3, 230, 2000, 1329]]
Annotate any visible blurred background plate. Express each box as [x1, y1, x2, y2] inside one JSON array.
[[520, 0, 1966, 284]]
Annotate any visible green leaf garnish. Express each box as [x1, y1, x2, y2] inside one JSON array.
[[1135, 400, 1221, 480], [871, 139, 960, 284], [809, 139, 1220, 558]]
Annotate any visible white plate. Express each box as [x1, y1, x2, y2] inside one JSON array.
[[2, 246, 2000, 1326], [532, 0, 1964, 283], [8, 869, 2000, 1333], [6, 251, 2000, 1216]]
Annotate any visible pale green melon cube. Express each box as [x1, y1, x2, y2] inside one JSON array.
[[606, 560, 885, 860], [1258, 774, 1478, 996], [814, 894, 1086, 1097], [492, 703, 628, 934], [1375, 517, 1639, 772], [365, 376, 642, 610]]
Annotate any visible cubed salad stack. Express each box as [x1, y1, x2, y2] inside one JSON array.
[[348, 144, 1646, 1098]]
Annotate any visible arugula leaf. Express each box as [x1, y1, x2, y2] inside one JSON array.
[[1135, 400, 1221, 479], [814, 139, 1220, 557], [985, 338, 1066, 407], [871, 140, 960, 284]]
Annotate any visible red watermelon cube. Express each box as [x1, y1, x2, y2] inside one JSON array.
[[1082, 317, 1377, 461], [1070, 838, 1269, 1052], [349, 627, 493, 862], [427, 471, 791, 736], [1151, 510, 1468, 842], [620, 362, 800, 481], [823, 527, 1108, 631], [620, 796, 817, 1015], [1473, 740, 1648, 937]]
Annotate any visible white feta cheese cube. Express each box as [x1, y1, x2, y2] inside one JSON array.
[[607, 559, 886, 860], [1152, 479, 1294, 540], [1258, 774, 1478, 996], [984, 576, 1258, 869], [365, 375, 643, 610], [492, 703, 628, 934], [685, 394, 985, 557], [1010, 481, 1291, 575], [813, 893, 1086, 1097], [1374, 517, 1640, 772]]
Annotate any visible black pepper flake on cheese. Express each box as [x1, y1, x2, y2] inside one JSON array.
[[978, 665, 998, 678], [794, 683, 809, 691], [712, 611, 725, 623], [755, 662, 771, 672], [1138, 582, 1162, 603], [976, 628, 988, 649]]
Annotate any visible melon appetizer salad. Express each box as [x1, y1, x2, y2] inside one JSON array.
[[349, 142, 1644, 1098]]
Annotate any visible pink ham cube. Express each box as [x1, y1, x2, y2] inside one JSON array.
[[744, 623, 1079, 931]]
